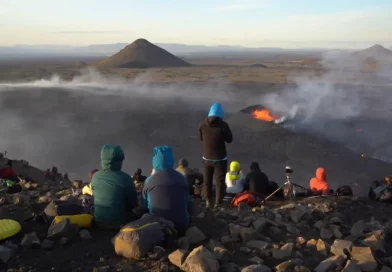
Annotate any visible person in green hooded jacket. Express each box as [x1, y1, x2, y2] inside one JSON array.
[[91, 144, 138, 228]]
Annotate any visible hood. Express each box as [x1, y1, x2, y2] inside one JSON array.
[[316, 168, 326, 180], [230, 161, 241, 172], [152, 145, 174, 172], [208, 103, 224, 119], [100, 145, 124, 171], [250, 162, 260, 171]]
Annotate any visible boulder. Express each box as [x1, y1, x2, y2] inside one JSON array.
[[252, 218, 268, 232], [220, 263, 241, 272], [47, 219, 78, 240], [296, 237, 306, 246], [350, 247, 377, 272], [182, 246, 219, 272], [316, 239, 327, 256], [290, 209, 306, 223], [41, 239, 56, 250], [248, 256, 264, 264], [240, 247, 251, 253], [245, 240, 269, 250], [0, 245, 14, 263], [350, 220, 365, 237], [330, 239, 353, 257], [238, 203, 252, 212], [306, 239, 317, 247], [362, 234, 385, 252], [21, 232, 41, 248], [275, 259, 302, 271], [314, 255, 345, 272], [177, 236, 191, 250], [168, 249, 189, 268], [272, 243, 293, 259], [293, 266, 311, 272], [342, 260, 361, 272], [380, 266, 392, 272], [221, 236, 234, 244], [241, 265, 271, 272], [79, 229, 92, 240], [186, 226, 206, 244], [320, 228, 333, 239], [206, 240, 232, 263]]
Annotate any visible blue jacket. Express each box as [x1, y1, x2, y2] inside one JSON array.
[[143, 146, 189, 231], [92, 145, 138, 228]]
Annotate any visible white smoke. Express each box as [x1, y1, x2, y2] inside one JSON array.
[[262, 50, 392, 161]]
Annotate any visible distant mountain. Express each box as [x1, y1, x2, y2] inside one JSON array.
[[95, 39, 190, 68], [0, 42, 284, 58], [353, 44, 392, 60]]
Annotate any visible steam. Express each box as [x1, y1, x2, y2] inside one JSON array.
[[262, 50, 392, 162], [0, 68, 255, 179]]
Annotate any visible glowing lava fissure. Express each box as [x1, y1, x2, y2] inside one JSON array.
[[252, 109, 278, 122]]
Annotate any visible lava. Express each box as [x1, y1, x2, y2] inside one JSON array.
[[252, 109, 278, 122]]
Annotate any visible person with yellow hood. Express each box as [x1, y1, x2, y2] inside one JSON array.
[[225, 161, 245, 195]]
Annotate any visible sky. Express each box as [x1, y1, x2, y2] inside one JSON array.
[[0, 0, 392, 49]]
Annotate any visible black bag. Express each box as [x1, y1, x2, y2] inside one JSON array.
[[335, 186, 353, 196], [43, 200, 83, 223], [268, 181, 284, 197]]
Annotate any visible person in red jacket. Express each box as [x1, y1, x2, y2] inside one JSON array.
[[0, 160, 17, 181], [309, 168, 329, 195]]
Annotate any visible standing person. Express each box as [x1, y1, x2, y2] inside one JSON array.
[[143, 146, 189, 234], [92, 145, 138, 229], [176, 158, 204, 196], [0, 160, 17, 181], [199, 103, 233, 208], [243, 162, 270, 196]]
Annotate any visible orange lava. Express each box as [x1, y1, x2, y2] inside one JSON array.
[[252, 109, 278, 122]]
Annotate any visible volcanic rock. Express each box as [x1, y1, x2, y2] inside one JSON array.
[[350, 220, 365, 237], [185, 226, 206, 244], [220, 263, 241, 272], [245, 240, 269, 250], [272, 243, 293, 259], [96, 39, 191, 69], [362, 234, 385, 252], [177, 236, 191, 250], [330, 239, 353, 257], [41, 239, 56, 250], [47, 219, 78, 240], [168, 249, 189, 268], [182, 246, 219, 272], [380, 266, 392, 272], [241, 264, 271, 272], [248, 256, 264, 264], [320, 228, 333, 239], [316, 239, 327, 256], [294, 266, 311, 272], [296, 237, 306, 246], [21, 232, 41, 248], [290, 209, 306, 223], [306, 239, 317, 247], [350, 247, 377, 271], [0, 245, 13, 263], [79, 229, 92, 240], [314, 255, 345, 272], [342, 260, 361, 272]]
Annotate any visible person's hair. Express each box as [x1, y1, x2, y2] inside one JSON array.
[[133, 168, 143, 181], [6, 160, 12, 167]]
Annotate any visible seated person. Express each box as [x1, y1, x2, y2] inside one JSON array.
[[369, 176, 392, 201], [92, 145, 138, 229], [225, 161, 245, 195], [0, 160, 18, 182], [82, 169, 99, 196], [309, 168, 329, 195], [176, 158, 204, 196], [243, 162, 270, 196], [143, 145, 189, 234]]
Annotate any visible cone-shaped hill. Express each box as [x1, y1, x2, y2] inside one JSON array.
[[353, 44, 392, 59], [95, 38, 191, 68]]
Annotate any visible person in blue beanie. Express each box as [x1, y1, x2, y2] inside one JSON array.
[[198, 103, 233, 209], [143, 145, 189, 234], [92, 144, 138, 229]]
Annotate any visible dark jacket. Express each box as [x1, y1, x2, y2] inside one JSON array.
[[199, 103, 233, 160], [176, 166, 203, 195], [143, 146, 189, 232], [244, 162, 270, 196], [92, 145, 138, 228]]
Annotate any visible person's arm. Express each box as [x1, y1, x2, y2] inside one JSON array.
[[142, 177, 152, 209], [243, 174, 250, 191], [223, 122, 233, 143]]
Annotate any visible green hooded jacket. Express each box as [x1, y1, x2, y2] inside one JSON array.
[[91, 145, 138, 228]]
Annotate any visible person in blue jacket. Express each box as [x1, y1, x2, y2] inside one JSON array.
[[92, 144, 138, 229], [143, 145, 189, 234]]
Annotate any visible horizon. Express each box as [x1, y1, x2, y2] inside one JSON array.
[[1, 0, 392, 49]]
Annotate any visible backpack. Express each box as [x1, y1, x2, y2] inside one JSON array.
[[335, 186, 353, 196], [379, 187, 392, 202], [231, 191, 257, 207]]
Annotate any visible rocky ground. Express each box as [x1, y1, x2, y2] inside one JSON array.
[[1, 157, 392, 272]]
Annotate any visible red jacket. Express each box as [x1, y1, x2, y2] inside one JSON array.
[[0, 167, 17, 180], [310, 168, 329, 195]]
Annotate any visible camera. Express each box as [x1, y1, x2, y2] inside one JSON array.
[[285, 166, 293, 174]]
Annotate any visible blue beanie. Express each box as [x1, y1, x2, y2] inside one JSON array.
[[208, 103, 224, 119]]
